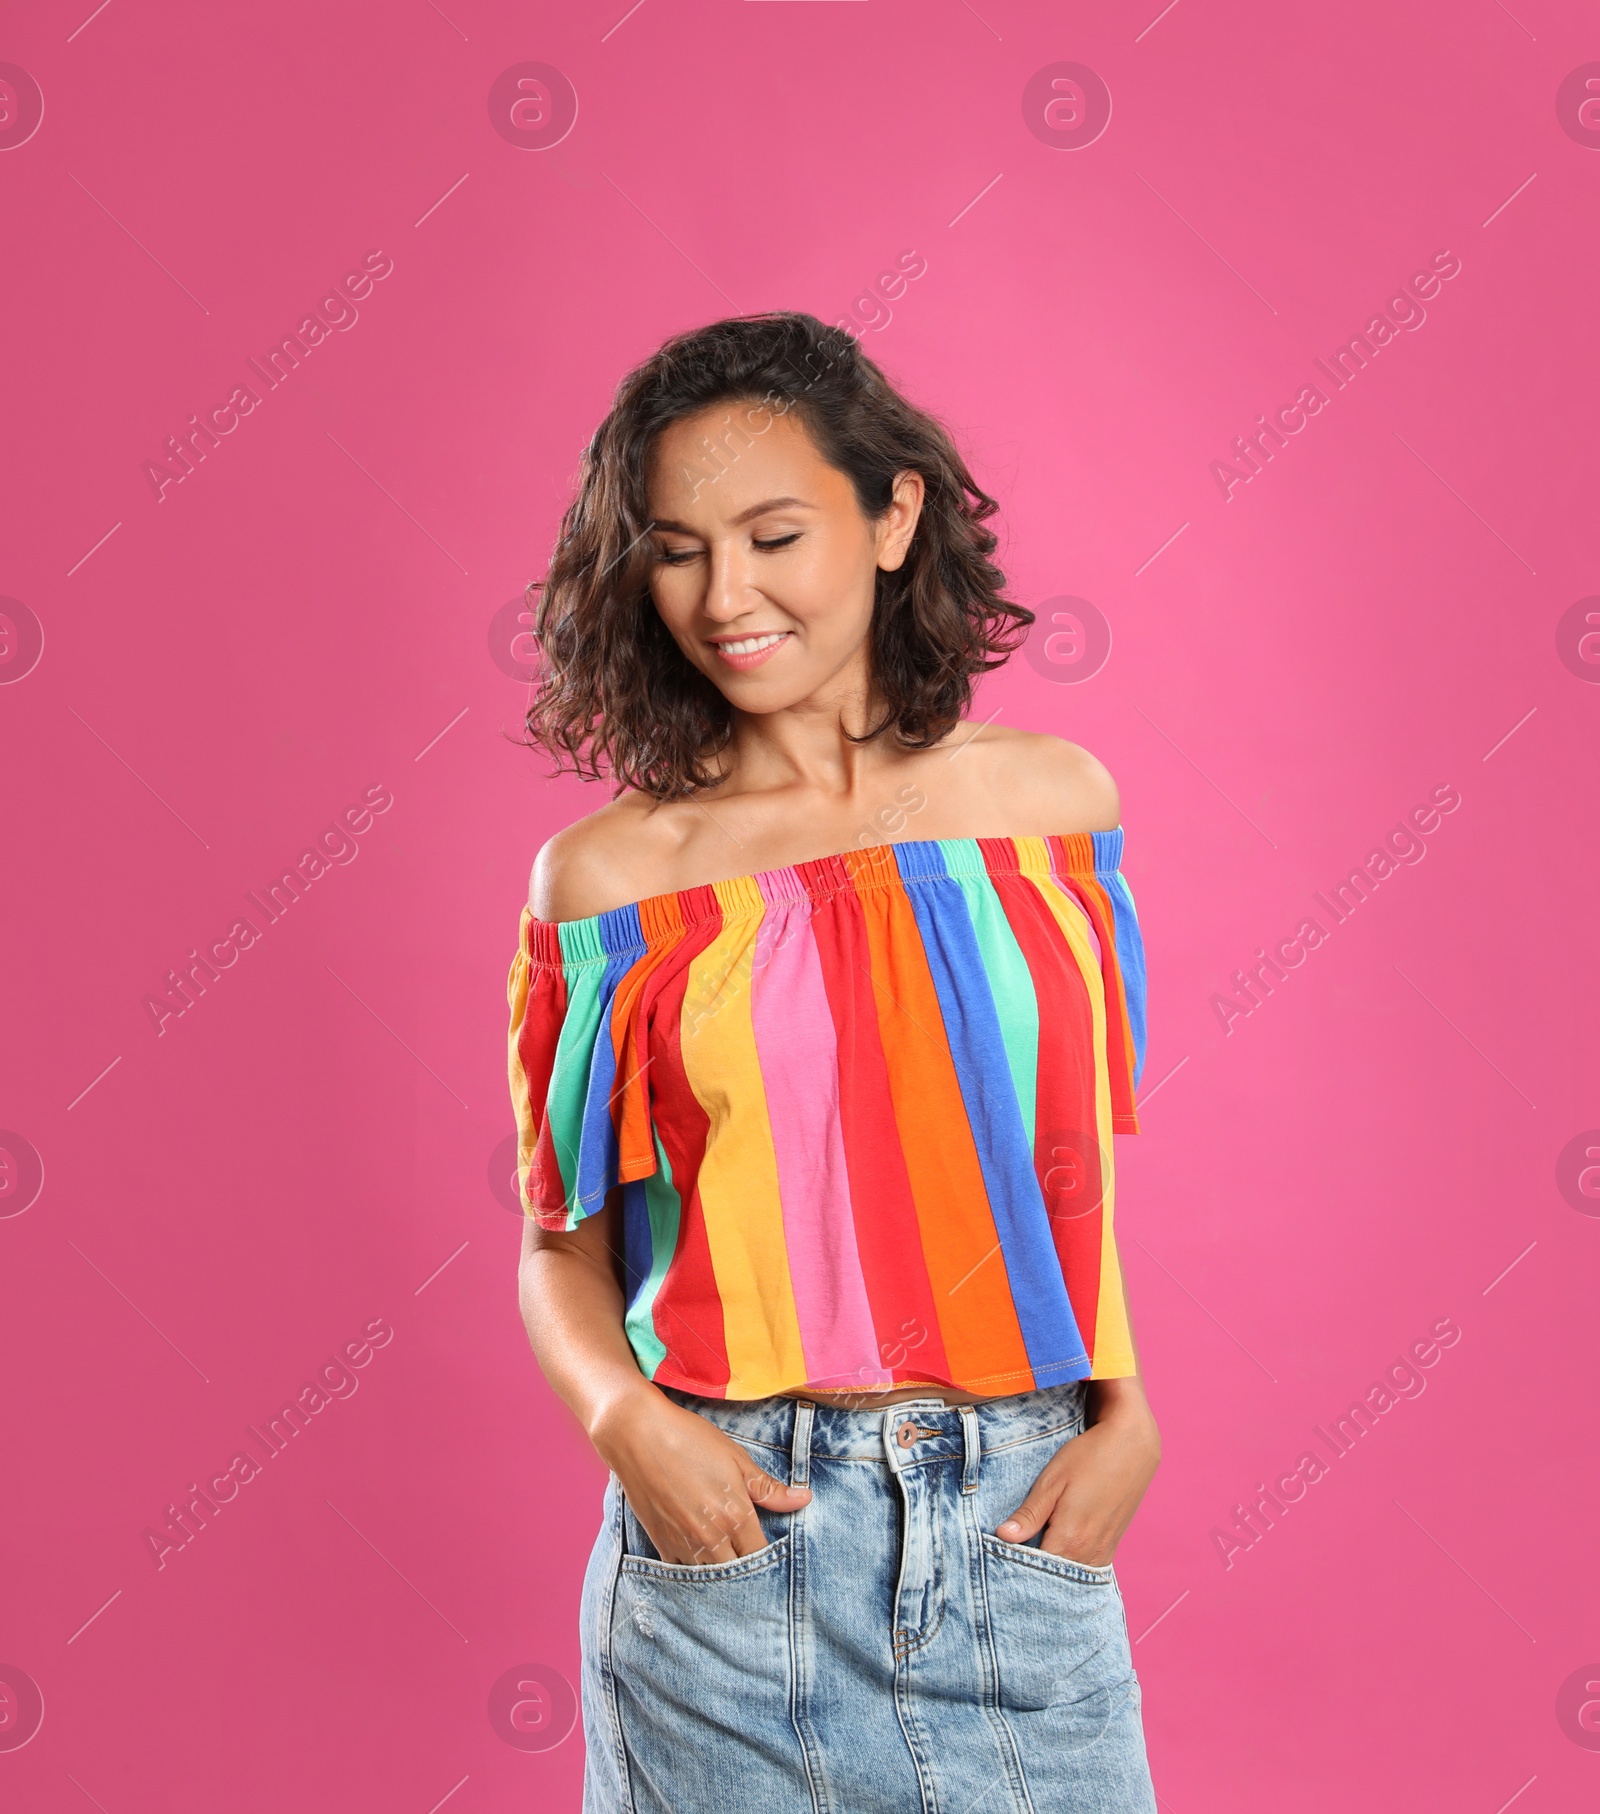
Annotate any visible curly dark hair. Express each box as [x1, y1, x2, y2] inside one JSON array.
[[523, 311, 1031, 800]]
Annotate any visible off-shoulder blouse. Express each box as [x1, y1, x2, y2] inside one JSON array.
[[506, 829, 1149, 1401]]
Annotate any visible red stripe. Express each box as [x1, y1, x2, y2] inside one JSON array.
[[1051, 836, 1140, 1133], [519, 936, 571, 1219], [631, 886, 731, 1395]]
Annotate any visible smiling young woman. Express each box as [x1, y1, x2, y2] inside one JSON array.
[[508, 313, 1161, 1812]]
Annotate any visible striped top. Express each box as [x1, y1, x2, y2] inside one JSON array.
[[506, 829, 1148, 1401]]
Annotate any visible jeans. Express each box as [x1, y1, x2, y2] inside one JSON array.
[[578, 1379, 1157, 1812]]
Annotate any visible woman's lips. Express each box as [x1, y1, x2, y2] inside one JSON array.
[[708, 631, 791, 671]]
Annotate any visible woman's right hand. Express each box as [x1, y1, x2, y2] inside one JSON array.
[[591, 1389, 812, 1565]]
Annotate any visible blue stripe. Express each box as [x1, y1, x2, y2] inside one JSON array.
[[1092, 831, 1148, 1088], [620, 1178, 650, 1307], [893, 841, 1091, 1384]]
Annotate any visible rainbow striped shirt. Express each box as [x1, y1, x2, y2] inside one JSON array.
[[506, 829, 1148, 1400]]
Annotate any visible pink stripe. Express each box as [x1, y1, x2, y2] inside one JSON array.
[[749, 877, 881, 1388], [1045, 849, 1101, 965]]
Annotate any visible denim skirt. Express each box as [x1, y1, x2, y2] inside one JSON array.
[[577, 1379, 1156, 1813]]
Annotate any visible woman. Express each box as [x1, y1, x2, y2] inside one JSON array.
[[508, 312, 1161, 1812]]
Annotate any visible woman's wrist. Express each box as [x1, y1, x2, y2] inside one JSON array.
[[1085, 1376, 1160, 1443], [585, 1376, 672, 1463]]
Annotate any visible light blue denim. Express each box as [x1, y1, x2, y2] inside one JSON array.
[[578, 1379, 1156, 1812]]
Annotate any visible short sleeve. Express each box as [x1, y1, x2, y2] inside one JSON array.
[[1094, 833, 1148, 1093], [506, 907, 657, 1231], [1053, 828, 1149, 1134]]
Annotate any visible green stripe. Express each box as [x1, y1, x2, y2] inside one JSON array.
[[958, 868, 1040, 1149], [623, 1131, 680, 1377], [544, 928, 606, 1225]]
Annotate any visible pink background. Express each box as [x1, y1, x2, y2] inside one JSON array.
[[2, 1, 1597, 1808]]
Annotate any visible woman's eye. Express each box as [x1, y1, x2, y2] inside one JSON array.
[[655, 534, 796, 563]]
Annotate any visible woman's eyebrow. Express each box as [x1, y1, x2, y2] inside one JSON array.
[[651, 496, 816, 534]]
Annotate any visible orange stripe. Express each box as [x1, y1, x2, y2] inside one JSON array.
[[610, 893, 688, 1181]]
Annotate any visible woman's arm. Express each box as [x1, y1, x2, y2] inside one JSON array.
[[518, 816, 807, 1564], [517, 1202, 811, 1562], [516, 1199, 658, 1435]]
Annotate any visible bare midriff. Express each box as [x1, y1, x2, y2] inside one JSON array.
[[782, 1384, 1007, 1409]]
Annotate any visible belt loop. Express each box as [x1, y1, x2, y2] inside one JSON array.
[[960, 1404, 981, 1494], [790, 1399, 815, 1490]]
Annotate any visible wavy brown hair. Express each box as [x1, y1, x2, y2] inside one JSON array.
[[523, 311, 1031, 800]]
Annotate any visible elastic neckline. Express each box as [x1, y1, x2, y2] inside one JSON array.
[[519, 826, 1126, 958]]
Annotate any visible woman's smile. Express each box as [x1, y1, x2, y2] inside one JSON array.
[[706, 629, 792, 669]]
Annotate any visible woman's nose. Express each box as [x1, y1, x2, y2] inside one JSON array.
[[701, 544, 752, 620]]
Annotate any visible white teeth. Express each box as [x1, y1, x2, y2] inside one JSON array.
[[717, 633, 786, 655]]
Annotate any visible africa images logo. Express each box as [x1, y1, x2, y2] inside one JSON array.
[[1210, 252, 1463, 501], [144, 1318, 394, 1570], [0, 63, 45, 152], [142, 252, 395, 502]]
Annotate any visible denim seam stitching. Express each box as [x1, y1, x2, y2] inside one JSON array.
[[979, 1532, 1116, 1584], [597, 1483, 639, 1814], [886, 1431, 949, 1660], [786, 1501, 831, 1812], [888, 1619, 939, 1814], [616, 1534, 792, 1583], [964, 1483, 1038, 1814]]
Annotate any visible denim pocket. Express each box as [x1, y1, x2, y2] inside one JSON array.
[[987, 1534, 1117, 1582], [618, 1492, 790, 1577], [618, 1534, 791, 1582], [609, 1496, 798, 1775], [979, 1532, 1132, 1725]]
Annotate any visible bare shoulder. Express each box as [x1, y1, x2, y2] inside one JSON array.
[[949, 725, 1121, 834], [528, 794, 682, 922]]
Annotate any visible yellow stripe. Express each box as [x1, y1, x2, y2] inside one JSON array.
[[505, 933, 539, 1219], [1089, 1218, 1137, 1378], [676, 877, 804, 1396], [1026, 864, 1136, 1377]]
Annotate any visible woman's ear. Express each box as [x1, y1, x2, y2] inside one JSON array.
[[876, 468, 926, 573]]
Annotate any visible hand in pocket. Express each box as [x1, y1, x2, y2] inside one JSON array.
[[997, 1404, 1160, 1566], [600, 1394, 810, 1565]]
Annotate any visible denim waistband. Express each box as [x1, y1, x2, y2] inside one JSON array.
[[661, 1379, 1088, 1468]]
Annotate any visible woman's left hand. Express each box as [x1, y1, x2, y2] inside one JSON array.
[[996, 1380, 1161, 1567]]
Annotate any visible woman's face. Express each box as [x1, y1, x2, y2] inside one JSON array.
[[644, 402, 923, 714]]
